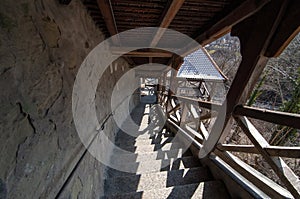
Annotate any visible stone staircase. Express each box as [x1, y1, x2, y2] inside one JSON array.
[[102, 103, 230, 199]]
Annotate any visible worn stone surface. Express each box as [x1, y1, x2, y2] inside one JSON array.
[[0, 0, 137, 198], [102, 181, 229, 199], [103, 104, 229, 198]]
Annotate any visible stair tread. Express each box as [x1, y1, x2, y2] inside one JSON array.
[[115, 136, 175, 148], [110, 148, 193, 165], [102, 181, 229, 199], [106, 156, 202, 178], [113, 141, 184, 153], [104, 167, 213, 195]]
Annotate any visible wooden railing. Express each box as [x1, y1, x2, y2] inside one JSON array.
[[158, 92, 300, 198]]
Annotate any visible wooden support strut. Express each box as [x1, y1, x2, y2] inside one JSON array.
[[180, 0, 270, 56], [150, 0, 185, 47], [235, 116, 300, 198], [198, 0, 290, 159], [234, 105, 300, 130]]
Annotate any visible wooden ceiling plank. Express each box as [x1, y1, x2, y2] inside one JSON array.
[[150, 0, 185, 47]]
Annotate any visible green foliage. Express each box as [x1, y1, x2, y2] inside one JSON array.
[[247, 72, 267, 106], [270, 67, 300, 145], [280, 67, 300, 113]]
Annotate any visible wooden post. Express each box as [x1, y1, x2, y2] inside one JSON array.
[[165, 56, 183, 113], [199, 1, 290, 158]]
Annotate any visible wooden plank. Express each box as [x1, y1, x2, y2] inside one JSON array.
[[110, 46, 176, 54], [167, 119, 203, 150], [112, 50, 173, 57], [97, 0, 119, 44], [167, 103, 181, 114], [199, 0, 290, 159], [199, 122, 209, 140], [236, 116, 300, 198], [234, 105, 300, 129], [218, 144, 300, 158], [179, 102, 188, 125], [176, 95, 222, 111], [150, 0, 185, 47], [215, 150, 294, 199], [200, 111, 218, 121]]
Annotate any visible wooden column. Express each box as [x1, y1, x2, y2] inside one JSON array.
[[199, 0, 291, 158], [165, 56, 183, 113]]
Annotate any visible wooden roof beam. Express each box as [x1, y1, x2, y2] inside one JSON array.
[[265, 0, 300, 57], [180, 0, 270, 56], [150, 0, 185, 47], [111, 48, 173, 57], [195, 0, 270, 46], [116, 51, 173, 58], [97, 0, 119, 44]]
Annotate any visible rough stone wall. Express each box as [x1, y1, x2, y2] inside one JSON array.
[[0, 0, 137, 198]]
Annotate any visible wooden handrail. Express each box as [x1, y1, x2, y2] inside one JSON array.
[[214, 150, 294, 198], [158, 88, 300, 197], [173, 95, 222, 110], [234, 105, 300, 129], [217, 144, 300, 158], [235, 116, 300, 197]]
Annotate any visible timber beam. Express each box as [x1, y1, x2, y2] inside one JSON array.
[[199, 0, 291, 158], [97, 0, 119, 44], [150, 0, 185, 47], [111, 49, 173, 58], [181, 0, 269, 56], [195, 0, 270, 45]]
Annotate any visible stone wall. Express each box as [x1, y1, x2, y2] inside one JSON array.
[[0, 0, 137, 198]]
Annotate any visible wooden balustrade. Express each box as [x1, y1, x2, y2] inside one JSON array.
[[158, 87, 300, 198]]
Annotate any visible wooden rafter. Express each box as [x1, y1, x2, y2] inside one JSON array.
[[196, 0, 269, 45], [112, 50, 173, 57], [181, 0, 269, 56], [97, 0, 119, 44], [150, 0, 185, 47]]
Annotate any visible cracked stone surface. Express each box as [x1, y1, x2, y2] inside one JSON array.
[[0, 0, 138, 198]]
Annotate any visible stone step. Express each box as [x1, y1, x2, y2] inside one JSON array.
[[106, 156, 202, 178], [110, 148, 192, 165], [104, 167, 213, 195], [115, 132, 173, 143], [115, 128, 174, 141], [102, 181, 229, 199], [115, 136, 174, 148], [113, 141, 185, 154]]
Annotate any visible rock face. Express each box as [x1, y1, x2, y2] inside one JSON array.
[[0, 0, 137, 198]]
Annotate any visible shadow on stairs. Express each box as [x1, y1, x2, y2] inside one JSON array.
[[102, 103, 230, 199]]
